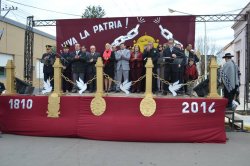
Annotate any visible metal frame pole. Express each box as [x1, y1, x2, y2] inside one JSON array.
[[245, 12, 250, 113], [204, 21, 207, 79]]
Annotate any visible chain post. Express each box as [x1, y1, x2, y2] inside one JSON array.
[[5, 60, 16, 94], [95, 57, 104, 97], [207, 56, 221, 98], [53, 58, 63, 95]]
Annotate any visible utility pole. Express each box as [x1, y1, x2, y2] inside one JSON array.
[[0, 1, 18, 40], [246, 11, 250, 112], [0, 0, 2, 16], [1, 2, 18, 18]]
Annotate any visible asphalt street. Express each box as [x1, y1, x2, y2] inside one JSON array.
[[0, 132, 250, 166]]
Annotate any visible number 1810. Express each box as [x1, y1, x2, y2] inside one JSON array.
[[9, 99, 33, 110]]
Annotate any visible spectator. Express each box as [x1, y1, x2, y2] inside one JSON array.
[[157, 44, 164, 92], [184, 58, 198, 96], [115, 43, 131, 92], [86, 45, 100, 92], [130, 45, 143, 93], [0, 81, 5, 94], [143, 42, 159, 93], [220, 53, 240, 109], [70, 44, 87, 93], [162, 38, 184, 95], [102, 43, 116, 92], [60, 44, 72, 93], [41, 45, 56, 90], [184, 44, 199, 65]]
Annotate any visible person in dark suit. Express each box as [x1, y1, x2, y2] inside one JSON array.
[[41, 45, 56, 90], [157, 44, 165, 92], [184, 44, 199, 65], [102, 43, 116, 92], [87, 45, 100, 92], [60, 44, 72, 93], [162, 38, 185, 95], [143, 42, 159, 93], [0, 82, 5, 94], [70, 43, 87, 93]]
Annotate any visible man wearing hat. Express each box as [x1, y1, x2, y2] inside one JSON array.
[[41, 45, 56, 90], [60, 44, 72, 93], [220, 53, 240, 109]]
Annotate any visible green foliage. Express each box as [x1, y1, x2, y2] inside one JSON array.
[[82, 5, 105, 18]]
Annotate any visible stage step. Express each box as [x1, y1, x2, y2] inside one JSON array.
[[225, 109, 244, 131]]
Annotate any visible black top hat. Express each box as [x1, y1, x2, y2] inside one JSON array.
[[222, 53, 234, 58], [46, 45, 52, 48], [62, 44, 70, 48]]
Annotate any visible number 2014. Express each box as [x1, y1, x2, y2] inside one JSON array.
[[182, 102, 215, 113], [9, 99, 33, 110]]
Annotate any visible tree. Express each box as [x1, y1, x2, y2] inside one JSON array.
[[195, 36, 219, 76], [195, 36, 218, 56], [82, 6, 105, 18]]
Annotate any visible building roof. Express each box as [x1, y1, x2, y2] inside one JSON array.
[[0, 16, 56, 40], [231, 2, 250, 29], [216, 40, 234, 55]]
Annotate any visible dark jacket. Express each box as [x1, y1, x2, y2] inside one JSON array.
[[102, 51, 116, 78], [163, 47, 185, 68], [184, 50, 199, 64], [157, 51, 165, 67], [0, 82, 5, 94], [41, 52, 56, 73], [70, 50, 87, 73], [102, 51, 116, 69], [86, 52, 100, 74], [142, 48, 159, 70], [60, 52, 71, 68]]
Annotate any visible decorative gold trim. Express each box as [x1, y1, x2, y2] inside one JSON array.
[[47, 93, 61, 118], [90, 57, 106, 116], [53, 58, 63, 95], [5, 60, 16, 94], [140, 96, 156, 117], [140, 58, 156, 117], [90, 95, 106, 116], [207, 56, 221, 98], [134, 34, 159, 52]]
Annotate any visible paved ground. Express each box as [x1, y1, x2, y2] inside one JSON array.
[[0, 132, 250, 166]]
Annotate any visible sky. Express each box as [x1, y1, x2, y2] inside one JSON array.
[[1, 0, 250, 52]]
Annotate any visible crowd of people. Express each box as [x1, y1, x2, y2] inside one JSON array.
[[41, 38, 200, 95]]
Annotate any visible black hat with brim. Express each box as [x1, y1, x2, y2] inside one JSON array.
[[222, 53, 234, 58], [62, 44, 70, 48], [46, 45, 52, 48]]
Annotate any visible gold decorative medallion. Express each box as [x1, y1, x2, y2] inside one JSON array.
[[90, 96, 106, 116], [133, 33, 159, 52], [140, 97, 156, 117], [47, 93, 61, 118]]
